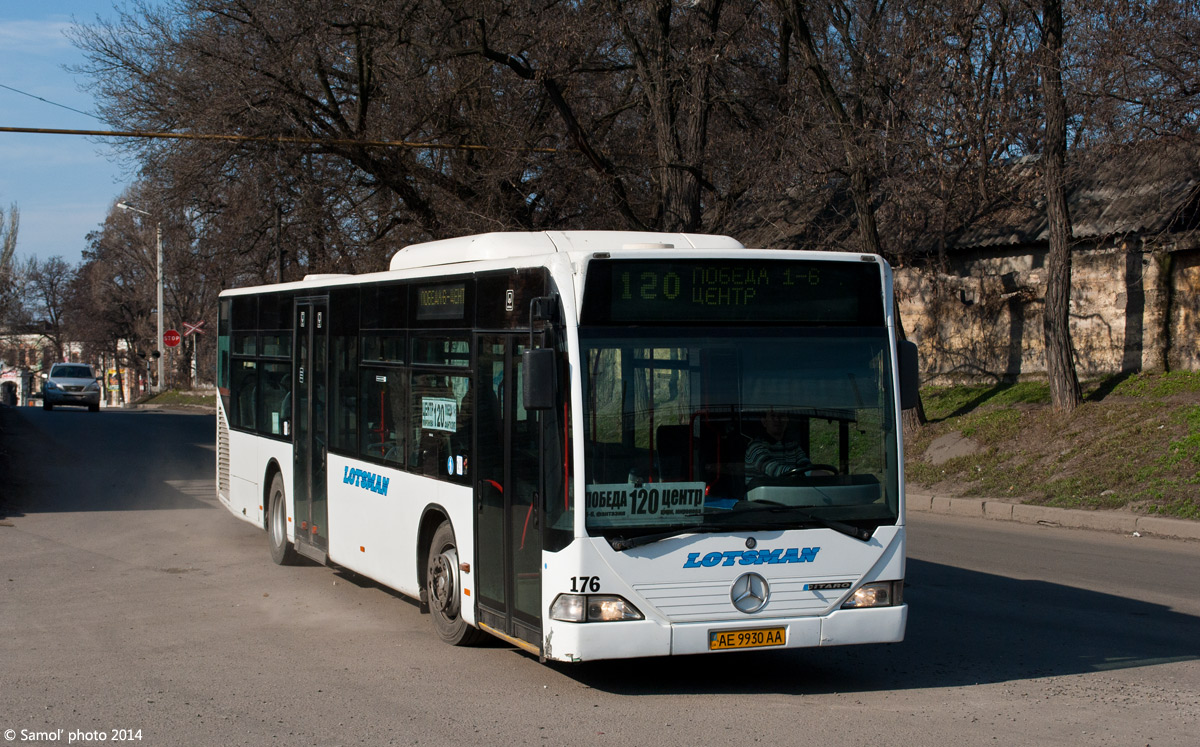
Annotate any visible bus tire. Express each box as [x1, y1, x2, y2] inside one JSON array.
[[268, 473, 301, 566], [426, 520, 487, 646]]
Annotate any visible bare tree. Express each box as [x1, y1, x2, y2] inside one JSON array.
[[22, 257, 77, 363], [68, 1, 556, 257], [70, 1, 789, 270], [771, 0, 932, 428], [0, 203, 19, 333], [480, 0, 765, 232], [1072, 1, 1200, 146], [74, 201, 161, 391], [774, 1, 888, 257], [63, 0, 1197, 403]]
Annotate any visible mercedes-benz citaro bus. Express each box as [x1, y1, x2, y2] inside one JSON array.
[[216, 231, 918, 662]]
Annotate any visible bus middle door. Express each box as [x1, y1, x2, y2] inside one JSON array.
[[292, 299, 329, 563]]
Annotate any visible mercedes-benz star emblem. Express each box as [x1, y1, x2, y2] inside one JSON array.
[[730, 572, 769, 614]]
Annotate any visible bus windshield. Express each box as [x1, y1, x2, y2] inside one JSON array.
[[581, 327, 900, 540]]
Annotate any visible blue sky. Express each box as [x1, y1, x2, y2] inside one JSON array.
[[0, 2, 138, 266]]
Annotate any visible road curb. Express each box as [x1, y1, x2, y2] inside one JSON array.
[[907, 490, 1200, 541]]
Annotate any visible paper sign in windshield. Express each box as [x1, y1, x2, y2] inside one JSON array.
[[422, 397, 458, 432], [586, 482, 706, 525]]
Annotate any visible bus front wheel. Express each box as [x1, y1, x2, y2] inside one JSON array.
[[426, 521, 487, 646], [268, 473, 301, 566]]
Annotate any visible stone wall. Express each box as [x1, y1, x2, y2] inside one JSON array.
[[895, 238, 1198, 384], [1172, 250, 1200, 372]]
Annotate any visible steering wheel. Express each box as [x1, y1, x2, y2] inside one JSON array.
[[745, 463, 839, 491], [780, 464, 839, 479]]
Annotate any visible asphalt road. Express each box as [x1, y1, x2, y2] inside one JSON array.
[[2, 405, 1198, 746]]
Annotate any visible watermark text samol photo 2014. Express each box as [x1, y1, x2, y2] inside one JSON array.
[[4, 728, 144, 744]]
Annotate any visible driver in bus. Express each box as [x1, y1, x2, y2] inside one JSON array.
[[745, 408, 812, 484]]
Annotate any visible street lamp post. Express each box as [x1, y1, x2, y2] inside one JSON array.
[[116, 201, 164, 393]]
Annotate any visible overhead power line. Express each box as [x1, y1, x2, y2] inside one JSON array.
[[0, 83, 103, 121], [0, 125, 564, 153]]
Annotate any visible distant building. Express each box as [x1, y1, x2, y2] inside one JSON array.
[[0, 333, 82, 405], [738, 140, 1200, 383], [0, 333, 140, 407]]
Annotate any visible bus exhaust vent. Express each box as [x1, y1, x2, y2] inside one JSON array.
[[217, 403, 230, 498]]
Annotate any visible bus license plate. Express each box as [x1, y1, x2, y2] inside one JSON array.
[[709, 627, 786, 651]]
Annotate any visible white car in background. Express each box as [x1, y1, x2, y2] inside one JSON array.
[[42, 363, 102, 412]]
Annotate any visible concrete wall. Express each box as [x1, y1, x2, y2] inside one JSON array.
[[895, 238, 1198, 384]]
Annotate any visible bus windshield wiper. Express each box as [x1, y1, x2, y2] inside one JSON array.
[[608, 523, 767, 551], [719, 503, 874, 542], [608, 506, 873, 551]]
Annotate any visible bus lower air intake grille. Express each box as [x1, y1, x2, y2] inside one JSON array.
[[632, 577, 851, 622]]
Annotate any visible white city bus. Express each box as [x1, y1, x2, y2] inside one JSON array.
[[216, 231, 917, 662]]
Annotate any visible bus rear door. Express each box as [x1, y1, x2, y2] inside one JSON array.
[[292, 298, 329, 563]]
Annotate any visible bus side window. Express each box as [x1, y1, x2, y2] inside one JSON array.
[[232, 360, 257, 430], [258, 362, 291, 437], [411, 373, 471, 484], [361, 366, 407, 466]]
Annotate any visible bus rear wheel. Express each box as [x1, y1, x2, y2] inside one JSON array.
[[268, 473, 300, 566], [426, 521, 487, 646]]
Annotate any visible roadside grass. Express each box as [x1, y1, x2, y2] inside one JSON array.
[[905, 372, 1200, 520]]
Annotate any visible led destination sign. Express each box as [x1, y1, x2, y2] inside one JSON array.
[[416, 282, 466, 321], [581, 259, 884, 325]]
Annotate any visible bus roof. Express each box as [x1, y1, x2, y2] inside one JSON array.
[[388, 231, 744, 271]]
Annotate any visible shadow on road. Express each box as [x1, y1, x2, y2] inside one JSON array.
[[1, 405, 216, 515], [7, 405, 1196, 695], [557, 557, 1200, 694]]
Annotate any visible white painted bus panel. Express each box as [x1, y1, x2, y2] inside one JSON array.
[[257, 439, 294, 532], [325, 453, 476, 618], [226, 429, 265, 526]]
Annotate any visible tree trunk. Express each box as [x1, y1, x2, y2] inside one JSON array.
[[1040, 0, 1082, 412]]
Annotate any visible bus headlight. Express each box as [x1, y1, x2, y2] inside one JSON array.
[[841, 581, 902, 609], [550, 594, 644, 622]]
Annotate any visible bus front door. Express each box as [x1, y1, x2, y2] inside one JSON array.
[[475, 334, 542, 650], [292, 299, 329, 563]]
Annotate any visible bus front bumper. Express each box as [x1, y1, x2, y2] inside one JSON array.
[[541, 604, 907, 662]]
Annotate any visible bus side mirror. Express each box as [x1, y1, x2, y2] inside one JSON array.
[[522, 348, 557, 411], [898, 340, 919, 410]]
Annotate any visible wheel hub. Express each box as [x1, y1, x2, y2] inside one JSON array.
[[428, 548, 460, 617], [271, 494, 285, 545]]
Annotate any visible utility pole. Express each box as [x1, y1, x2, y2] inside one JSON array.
[[117, 201, 165, 393], [155, 221, 164, 392]]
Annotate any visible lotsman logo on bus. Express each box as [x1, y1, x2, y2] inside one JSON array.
[[683, 547, 819, 568], [343, 466, 390, 496]]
